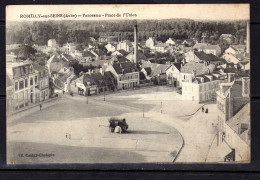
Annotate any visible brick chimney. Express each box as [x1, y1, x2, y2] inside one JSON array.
[[134, 24, 138, 64]]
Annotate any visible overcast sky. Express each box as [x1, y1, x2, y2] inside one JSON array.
[[6, 4, 249, 22]]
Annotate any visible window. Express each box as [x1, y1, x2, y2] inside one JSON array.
[[15, 82, 18, 91], [30, 78, 33, 85], [35, 76, 37, 83], [19, 81, 24, 90], [25, 79, 28, 88]]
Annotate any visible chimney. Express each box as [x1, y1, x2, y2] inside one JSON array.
[[88, 69, 91, 75], [246, 20, 250, 55], [134, 24, 138, 64]]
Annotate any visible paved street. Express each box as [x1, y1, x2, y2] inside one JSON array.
[[7, 86, 218, 164]]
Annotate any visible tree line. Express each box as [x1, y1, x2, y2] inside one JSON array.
[[6, 19, 247, 46]]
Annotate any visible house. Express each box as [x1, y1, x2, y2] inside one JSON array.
[[64, 42, 77, 55], [125, 50, 147, 63], [46, 54, 70, 78], [165, 63, 182, 87], [80, 51, 96, 63], [182, 39, 195, 47], [90, 49, 106, 60], [105, 43, 117, 52], [145, 37, 155, 49], [141, 60, 171, 85], [193, 43, 222, 56], [216, 77, 250, 162], [32, 63, 50, 102], [180, 62, 216, 86], [99, 35, 118, 43], [117, 40, 133, 52], [219, 34, 234, 44], [6, 61, 39, 111], [225, 45, 246, 56], [48, 39, 57, 48], [153, 43, 167, 53], [165, 38, 176, 46], [185, 51, 225, 66], [182, 73, 225, 102], [105, 61, 139, 90], [222, 53, 240, 64]]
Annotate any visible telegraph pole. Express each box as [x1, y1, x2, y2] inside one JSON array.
[[143, 104, 144, 118], [161, 101, 162, 114]]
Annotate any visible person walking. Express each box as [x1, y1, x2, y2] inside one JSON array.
[[40, 104, 42, 111], [63, 90, 65, 95], [202, 107, 204, 112]]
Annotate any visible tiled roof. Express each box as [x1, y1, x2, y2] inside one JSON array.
[[172, 62, 182, 71], [231, 45, 246, 51], [113, 62, 138, 74], [194, 51, 225, 62], [141, 61, 171, 76], [50, 56, 69, 73], [181, 62, 215, 75], [82, 51, 95, 58], [118, 49, 128, 56], [92, 49, 106, 56]]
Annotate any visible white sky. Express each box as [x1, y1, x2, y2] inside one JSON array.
[[6, 4, 249, 22]]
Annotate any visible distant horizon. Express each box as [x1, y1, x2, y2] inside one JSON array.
[[6, 4, 249, 22]]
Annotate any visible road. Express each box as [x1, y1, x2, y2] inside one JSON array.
[[7, 86, 218, 164], [7, 86, 185, 164]]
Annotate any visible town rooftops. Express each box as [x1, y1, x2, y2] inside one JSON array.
[[193, 43, 220, 50], [82, 51, 95, 57], [194, 51, 225, 62], [113, 61, 138, 74], [92, 49, 106, 56], [181, 62, 215, 75]]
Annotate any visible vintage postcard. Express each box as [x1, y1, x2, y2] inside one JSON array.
[[6, 4, 250, 164]]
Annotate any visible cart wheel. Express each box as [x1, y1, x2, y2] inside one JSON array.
[[110, 127, 114, 132]]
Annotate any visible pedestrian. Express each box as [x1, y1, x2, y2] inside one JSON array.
[[202, 107, 204, 112], [205, 108, 208, 113], [63, 90, 65, 95], [40, 104, 42, 111]]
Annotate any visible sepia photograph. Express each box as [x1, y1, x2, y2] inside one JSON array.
[[6, 4, 250, 164]]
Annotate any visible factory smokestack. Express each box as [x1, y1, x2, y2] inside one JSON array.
[[246, 20, 250, 55], [134, 24, 138, 64]]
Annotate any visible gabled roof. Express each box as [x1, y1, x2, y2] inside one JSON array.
[[194, 51, 225, 62], [172, 62, 182, 71], [113, 62, 138, 74], [181, 62, 215, 75], [92, 49, 106, 56], [50, 56, 69, 73], [82, 51, 95, 58], [231, 45, 246, 51], [118, 49, 128, 56]]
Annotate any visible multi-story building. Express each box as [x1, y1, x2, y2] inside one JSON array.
[[105, 61, 139, 90], [181, 73, 225, 102], [33, 63, 50, 102], [6, 61, 38, 111], [216, 77, 250, 162]]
